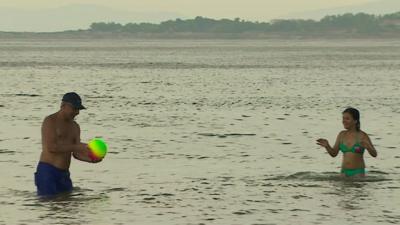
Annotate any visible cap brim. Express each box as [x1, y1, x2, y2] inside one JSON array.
[[72, 103, 86, 110], [77, 105, 86, 110]]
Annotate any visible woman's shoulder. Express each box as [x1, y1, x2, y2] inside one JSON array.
[[358, 130, 370, 139], [336, 130, 346, 139]]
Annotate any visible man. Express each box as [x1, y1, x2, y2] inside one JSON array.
[[34, 92, 101, 196]]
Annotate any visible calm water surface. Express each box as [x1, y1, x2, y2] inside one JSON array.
[[1, 39, 400, 225]]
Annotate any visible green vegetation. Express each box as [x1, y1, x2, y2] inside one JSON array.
[[89, 12, 400, 35], [1, 12, 399, 38]]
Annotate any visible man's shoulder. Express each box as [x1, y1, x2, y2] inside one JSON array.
[[72, 120, 80, 129], [43, 113, 57, 125]]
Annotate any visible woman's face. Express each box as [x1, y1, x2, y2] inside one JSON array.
[[342, 112, 356, 130]]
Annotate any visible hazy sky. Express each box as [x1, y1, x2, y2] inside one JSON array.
[[3, 0, 375, 20]]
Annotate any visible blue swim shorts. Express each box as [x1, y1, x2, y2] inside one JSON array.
[[34, 162, 73, 196]]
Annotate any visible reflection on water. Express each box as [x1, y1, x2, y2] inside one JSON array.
[[335, 180, 370, 211], [39, 196, 108, 225], [5, 188, 110, 225]]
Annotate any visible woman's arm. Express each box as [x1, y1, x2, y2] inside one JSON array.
[[361, 132, 378, 158], [317, 131, 342, 157]]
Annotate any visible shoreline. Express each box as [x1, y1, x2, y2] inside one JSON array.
[[1, 30, 399, 40]]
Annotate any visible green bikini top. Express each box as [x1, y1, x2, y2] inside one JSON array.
[[339, 132, 365, 154]]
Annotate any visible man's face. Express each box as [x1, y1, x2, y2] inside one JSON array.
[[62, 102, 80, 120]]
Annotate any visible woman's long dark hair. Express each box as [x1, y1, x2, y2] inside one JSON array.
[[343, 107, 360, 131]]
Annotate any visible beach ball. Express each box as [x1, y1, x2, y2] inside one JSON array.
[[88, 138, 108, 161]]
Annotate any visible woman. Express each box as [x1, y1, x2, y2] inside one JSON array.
[[317, 107, 378, 177]]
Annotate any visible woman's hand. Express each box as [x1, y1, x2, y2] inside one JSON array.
[[316, 138, 330, 148]]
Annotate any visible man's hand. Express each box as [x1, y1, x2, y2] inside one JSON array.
[[73, 143, 103, 163], [90, 157, 103, 163], [78, 143, 89, 152]]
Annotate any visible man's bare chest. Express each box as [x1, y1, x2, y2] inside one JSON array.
[[55, 123, 76, 143]]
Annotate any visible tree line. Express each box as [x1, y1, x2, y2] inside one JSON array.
[[89, 12, 400, 34]]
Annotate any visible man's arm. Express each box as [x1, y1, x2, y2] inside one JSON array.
[[42, 117, 87, 153], [72, 122, 101, 163]]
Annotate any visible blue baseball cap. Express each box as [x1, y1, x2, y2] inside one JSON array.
[[62, 92, 86, 110]]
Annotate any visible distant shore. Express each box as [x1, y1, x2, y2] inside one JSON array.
[[1, 12, 399, 40], [1, 30, 399, 40]]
